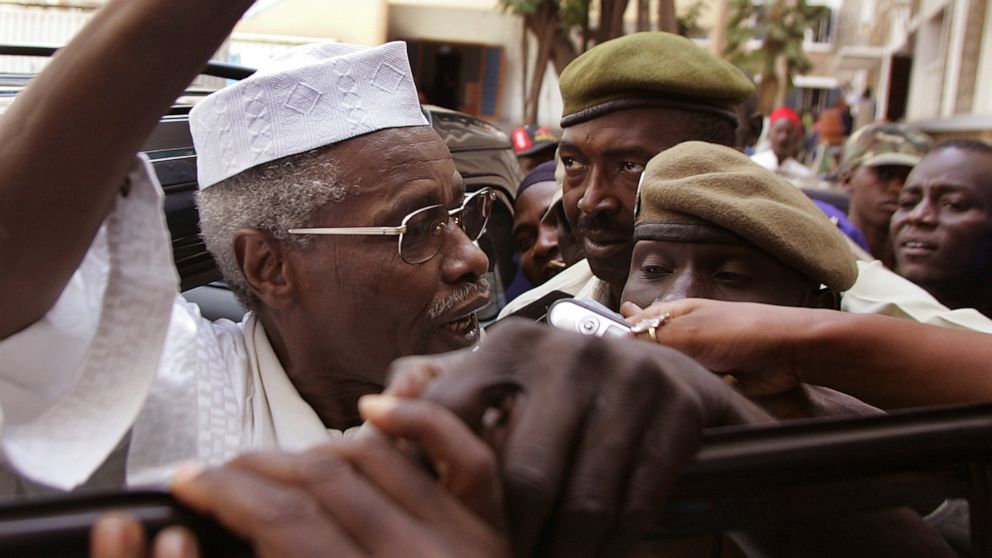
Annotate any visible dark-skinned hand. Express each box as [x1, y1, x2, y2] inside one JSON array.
[[91, 396, 510, 558], [621, 298, 817, 399], [385, 319, 774, 557]]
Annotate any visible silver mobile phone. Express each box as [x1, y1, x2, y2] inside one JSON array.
[[547, 298, 631, 338]]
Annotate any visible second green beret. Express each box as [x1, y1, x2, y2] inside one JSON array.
[[635, 141, 858, 292]]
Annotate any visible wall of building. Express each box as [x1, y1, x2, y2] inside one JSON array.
[[236, 0, 387, 45], [387, 3, 563, 131], [903, 0, 992, 123], [974, 0, 992, 113], [0, 3, 95, 73]]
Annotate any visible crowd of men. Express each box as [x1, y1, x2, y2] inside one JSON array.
[[1, 0, 991, 556]]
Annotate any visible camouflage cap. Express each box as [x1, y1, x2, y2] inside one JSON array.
[[842, 123, 933, 171], [558, 32, 754, 128]]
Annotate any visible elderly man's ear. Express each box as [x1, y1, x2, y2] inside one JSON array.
[[233, 228, 297, 309]]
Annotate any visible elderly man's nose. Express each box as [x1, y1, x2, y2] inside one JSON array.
[[442, 225, 490, 282]]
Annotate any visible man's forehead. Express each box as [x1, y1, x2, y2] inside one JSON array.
[[337, 128, 455, 179], [909, 150, 991, 189], [560, 109, 700, 152], [563, 107, 684, 131], [515, 180, 558, 222]]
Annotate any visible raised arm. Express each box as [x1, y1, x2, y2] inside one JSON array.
[[0, 0, 255, 339], [623, 298, 992, 409]]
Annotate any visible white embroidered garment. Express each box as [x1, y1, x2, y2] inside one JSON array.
[[0, 160, 356, 492], [0, 156, 176, 490]]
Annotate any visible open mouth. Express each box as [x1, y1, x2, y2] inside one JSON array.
[[436, 289, 489, 347], [441, 313, 481, 343], [899, 239, 937, 256]]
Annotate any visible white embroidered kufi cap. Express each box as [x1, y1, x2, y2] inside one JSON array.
[[190, 41, 428, 189]]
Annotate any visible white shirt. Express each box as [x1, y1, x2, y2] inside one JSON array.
[[0, 158, 355, 493], [751, 150, 813, 180]]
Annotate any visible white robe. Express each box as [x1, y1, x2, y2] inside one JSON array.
[[750, 149, 813, 180], [0, 157, 355, 494]]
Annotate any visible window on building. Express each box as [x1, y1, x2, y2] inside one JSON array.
[[403, 40, 504, 119]]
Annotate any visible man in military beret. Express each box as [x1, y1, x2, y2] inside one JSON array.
[[623, 141, 855, 312], [500, 31, 992, 335], [622, 141, 866, 420], [840, 123, 933, 268], [500, 31, 754, 316]]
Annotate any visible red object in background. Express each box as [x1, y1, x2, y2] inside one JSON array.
[[512, 127, 533, 152], [511, 125, 558, 156], [770, 106, 802, 128]]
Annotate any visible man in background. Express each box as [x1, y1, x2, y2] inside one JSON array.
[[499, 31, 992, 335], [892, 139, 992, 316], [840, 123, 932, 268], [751, 106, 813, 182], [511, 161, 567, 288]]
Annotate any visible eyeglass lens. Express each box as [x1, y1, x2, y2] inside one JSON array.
[[399, 190, 493, 264]]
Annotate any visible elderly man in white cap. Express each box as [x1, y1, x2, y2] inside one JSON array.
[[0, 1, 491, 495]]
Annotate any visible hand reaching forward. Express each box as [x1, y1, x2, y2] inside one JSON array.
[[92, 398, 511, 558], [622, 298, 823, 398], [385, 319, 774, 557]]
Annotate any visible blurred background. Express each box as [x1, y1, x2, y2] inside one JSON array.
[[2, 0, 989, 144]]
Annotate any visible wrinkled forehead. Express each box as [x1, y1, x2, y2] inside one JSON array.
[[337, 126, 461, 195]]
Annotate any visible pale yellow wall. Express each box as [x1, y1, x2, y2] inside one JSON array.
[[236, 0, 388, 45], [972, 0, 992, 113]]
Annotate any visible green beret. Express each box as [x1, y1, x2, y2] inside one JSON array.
[[634, 141, 858, 292], [559, 32, 754, 128]]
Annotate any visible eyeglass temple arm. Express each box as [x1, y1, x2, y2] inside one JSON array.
[[287, 226, 405, 236], [288, 189, 493, 236]]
